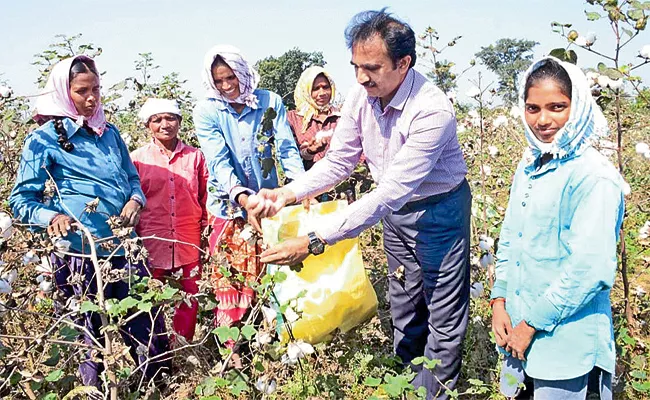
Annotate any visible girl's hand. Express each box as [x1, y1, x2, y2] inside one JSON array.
[[491, 300, 513, 348], [120, 199, 142, 227], [47, 214, 74, 238], [506, 321, 536, 361]]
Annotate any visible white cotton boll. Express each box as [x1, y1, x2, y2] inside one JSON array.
[[622, 181, 631, 196], [608, 78, 624, 90], [574, 36, 588, 47], [23, 251, 39, 265], [0, 279, 11, 294], [470, 282, 485, 298], [480, 164, 492, 176], [53, 238, 71, 253], [457, 124, 467, 133], [496, 178, 505, 186], [480, 253, 495, 269], [1, 269, 17, 285], [122, 133, 132, 146], [644, 151, 650, 159], [287, 341, 314, 363], [597, 75, 613, 88], [636, 142, 650, 155], [479, 235, 494, 251], [255, 377, 277, 394], [0, 213, 13, 241], [635, 286, 647, 297], [39, 280, 53, 293], [447, 90, 457, 103], [36, 256, 53, 275], [261, 306, 277, 325], [256, 331, 273, 346], [284, 307, 300, 323], [509, 106, 522, 119], [585, 32, 597, 46], [315, 130, 333, 141], [466, 86, 481, 98], [240, 225, 254, 242], [0, 86, 12, 98], [586, 72, 600, 87], [488, 145, 499, 157], [640, 44, 650, 59], [493, 115, 508, 128], [639, 221, 650, 240], [468, 110, 479, 119]]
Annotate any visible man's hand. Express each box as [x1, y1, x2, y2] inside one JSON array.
[[491, 300, 512, 348], [120, 199, 142, 227], [47, 214, 75, 238], [506, 320, 536, 361], [245, 188, 296, 232], [259, 236, 310, 265]]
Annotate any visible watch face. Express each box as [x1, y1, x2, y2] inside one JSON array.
[[313, 242, 325, 255]]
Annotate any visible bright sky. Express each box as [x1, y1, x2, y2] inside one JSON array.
[[1, 0, 649, 104]]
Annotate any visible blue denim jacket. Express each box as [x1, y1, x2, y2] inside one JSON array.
[[9, 119, 145, 256], [193, 89, 304, 219], [491, 146, 625, 380]]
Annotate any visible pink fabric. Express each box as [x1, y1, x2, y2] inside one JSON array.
[[132, 140, 209, 269], [153, 261, 201, 341], [34, 55, 107, 135]]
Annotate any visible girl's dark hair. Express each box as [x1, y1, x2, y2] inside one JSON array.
[[69, 57, 98, 81], [210, 55, 229, 71], [344, 8, 416, 69], [54, 117, 74, 152], [55, 58, 99, 152], [524, 59, 572, 101]]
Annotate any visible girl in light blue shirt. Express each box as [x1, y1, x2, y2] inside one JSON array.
[[490, 57, 625, 399]]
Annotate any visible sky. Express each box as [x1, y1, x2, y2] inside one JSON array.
[[1, 0, 649, 105]]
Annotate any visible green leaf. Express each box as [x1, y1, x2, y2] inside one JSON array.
[[273, 271, 287, 283], [632, 381, 650, 392], [137, 301, 153, 313], [241, 324, 257, 341], [212, 326, 240, 344], [549, 48, 578, 64], [602, 67, 624, 80], [80, 301, 100, 313], [59, 326, 81, 342], [585, 11, 602, 20], [260, 157, 275, 179], [364, 376, 382, 387], [158, 286, 179, 300], [622, 27, 635, 37], [41, 393, 58, 400], [630, 370, 647, 379], [628, 8, 645, 21], [45, 369, 64, 382], [43, 345, 61, 367], [119, 296, 139, 310], [230, 381, 249, 396]]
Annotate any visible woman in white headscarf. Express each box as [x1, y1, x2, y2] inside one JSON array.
[[490, 57, 625, 399], [193, 45, 304, 359]]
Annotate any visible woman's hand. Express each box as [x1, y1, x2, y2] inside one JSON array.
[[506, 321, 536, 361], [120, 199, 142, 227], [491, 300, 513, 348], [47, 214, 75, 238], [300, 138, 327, 157]]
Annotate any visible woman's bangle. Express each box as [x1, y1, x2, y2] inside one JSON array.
[[489, 298, 505, 308]]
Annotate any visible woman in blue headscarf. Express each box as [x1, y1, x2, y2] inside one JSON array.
[[490, 57, 626, 399]]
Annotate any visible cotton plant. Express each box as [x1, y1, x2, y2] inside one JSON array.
[[488, 145, 499, 157], [281, 340, 315, 365], [635, 142, 650, 159], [470, 282, 485, 299], [255, 376, 277, 395], [492, 115, 508, 129], [0, 212, 13, 242], [640, 44, 650, 59], [0, 85, 12, 98]]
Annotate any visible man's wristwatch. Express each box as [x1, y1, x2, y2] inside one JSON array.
[[307, 232, 326, 255]]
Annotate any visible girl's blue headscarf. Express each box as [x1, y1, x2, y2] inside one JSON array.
[[519, 56, 610, 164]]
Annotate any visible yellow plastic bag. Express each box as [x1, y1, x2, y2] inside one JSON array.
[[262, 200, 378, 344]]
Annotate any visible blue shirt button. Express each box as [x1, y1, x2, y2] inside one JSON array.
[[518, 232, 523, 237], [516, 261, 520, 266], [522, 202, 527, 207], [515, 290, 520, 296]]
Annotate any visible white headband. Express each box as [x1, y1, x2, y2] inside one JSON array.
[[138, 98, 181, 123]]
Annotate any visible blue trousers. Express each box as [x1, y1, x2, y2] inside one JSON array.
[[52, 254, 171, 387], [501, 356, 612, 399], [382, 180, 472, 400]]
